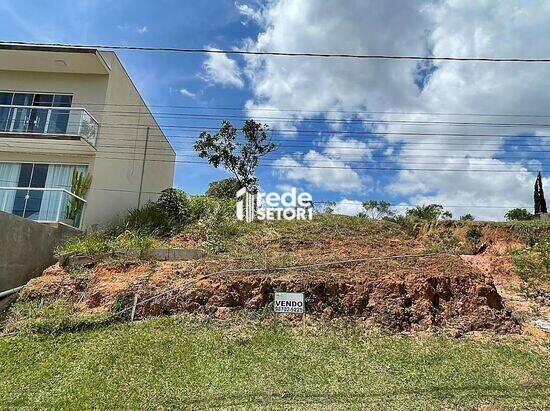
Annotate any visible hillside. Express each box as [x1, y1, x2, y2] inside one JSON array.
[[6, 216, 549, 337], [1, 216, 549, 410]]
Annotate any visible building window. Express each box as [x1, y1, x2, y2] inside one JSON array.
[[0, 162, 87, 221], [0, 92, 73, 134]]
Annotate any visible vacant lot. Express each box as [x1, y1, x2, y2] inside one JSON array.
[[0, 318, 548, 410], [13, 217, 549, 335]]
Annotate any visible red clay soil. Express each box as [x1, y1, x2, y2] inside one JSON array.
[[23, 222, 547, 335], [23, 252, 520, 335]]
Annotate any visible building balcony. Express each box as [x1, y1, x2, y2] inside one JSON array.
[[0, 105, 99, 148], [0, 187, 87, 229]]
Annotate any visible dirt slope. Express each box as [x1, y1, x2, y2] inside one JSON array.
[[20, 218, 548, 335]]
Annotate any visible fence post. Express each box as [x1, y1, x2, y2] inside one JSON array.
[[130, 294, 138, 322]]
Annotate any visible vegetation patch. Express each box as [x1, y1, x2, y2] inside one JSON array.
[[512, 236, 550, 292], [56, 229, 159, 258], [19, 215, 550, 337], [0, 318, 548, 410], [3, 300, 111, 336]]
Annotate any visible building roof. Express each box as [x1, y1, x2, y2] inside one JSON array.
[[0, 43, 98, 54], [0, 43, 111, 75]]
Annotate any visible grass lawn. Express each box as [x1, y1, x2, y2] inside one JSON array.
[[1, 318, 549, 410]]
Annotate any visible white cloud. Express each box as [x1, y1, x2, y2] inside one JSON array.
[[322, 135, 373, 162], [179, 88, 196, 98], [333, 199, 363, 216], [236, 3, 264, 24], [241, 0, 550, 219], [201, 49, 244, 88], [117, 24, 149, 35], [274, 150, 367, 193]]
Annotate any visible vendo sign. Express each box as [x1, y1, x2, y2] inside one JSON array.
[[274, 292, 305, 314]]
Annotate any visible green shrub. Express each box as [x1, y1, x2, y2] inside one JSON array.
[[156, 188, 190, 225], [112, 230, 157, 253], [188, 195, 236, 222], [197, 204, 239, 253], [126, 203, 174, 236], [466, 226, 483, 244], [361, 200, 394, 219]]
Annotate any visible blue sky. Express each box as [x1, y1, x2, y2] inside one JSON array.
[[1, 0, 548, 220]]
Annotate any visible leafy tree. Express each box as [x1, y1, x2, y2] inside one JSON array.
[[205, 178, 242, 199], [459, 213, 475, 221], [406, 204, 452, 221], [361, 200, 394, 219], [504, 208, 534, 221], [194, 120, 276, 193], [534, 172, 547, 214]]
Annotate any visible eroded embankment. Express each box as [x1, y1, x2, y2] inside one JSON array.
[[21, 257, 520, 335]]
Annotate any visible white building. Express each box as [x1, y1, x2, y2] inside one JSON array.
[[0, 44, 175, 229]]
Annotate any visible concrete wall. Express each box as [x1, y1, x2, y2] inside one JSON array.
[[0, 211, 77, 293]]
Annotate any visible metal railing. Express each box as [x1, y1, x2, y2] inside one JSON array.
[[0, 187, 87, 229], [0, 105, 99, 147]]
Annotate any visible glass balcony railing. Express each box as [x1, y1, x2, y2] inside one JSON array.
[[0, 187, 87, 229], [0, 105, 98, 147]]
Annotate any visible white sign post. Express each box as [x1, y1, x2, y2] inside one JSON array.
[[274, 292, 305, 314]]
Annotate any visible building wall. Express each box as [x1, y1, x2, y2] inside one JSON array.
[[81, 51, 175, 228], [0, 50, 175, 229], [0, 211, 78, 292]]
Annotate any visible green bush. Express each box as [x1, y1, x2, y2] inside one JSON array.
[[113, 230, 157, 252], [197, 203, 239, 253], [188, 195, 236, 222], [156, 188, 190, 225], [126, 203, 174, 236], [56, 231, 113, 256], [466, 225, 483, 244]]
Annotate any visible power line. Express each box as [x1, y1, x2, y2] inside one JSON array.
[[60, 119, 550, 130], [91, 147, 550, 161], [8, 98, 549, 119], [3, 142, 542, 171], [97, 112, 550, 129], [3, 41, 550, 63], [70, 105, 550, 119], [8, 117, 550, 130], [91, 157, 548, 173], [7, 135, 550, 149], [87, 129, 550, 141], [5, 139, 550, 155], [97, 155, 548, 168], [43, 185, 531, 210]]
